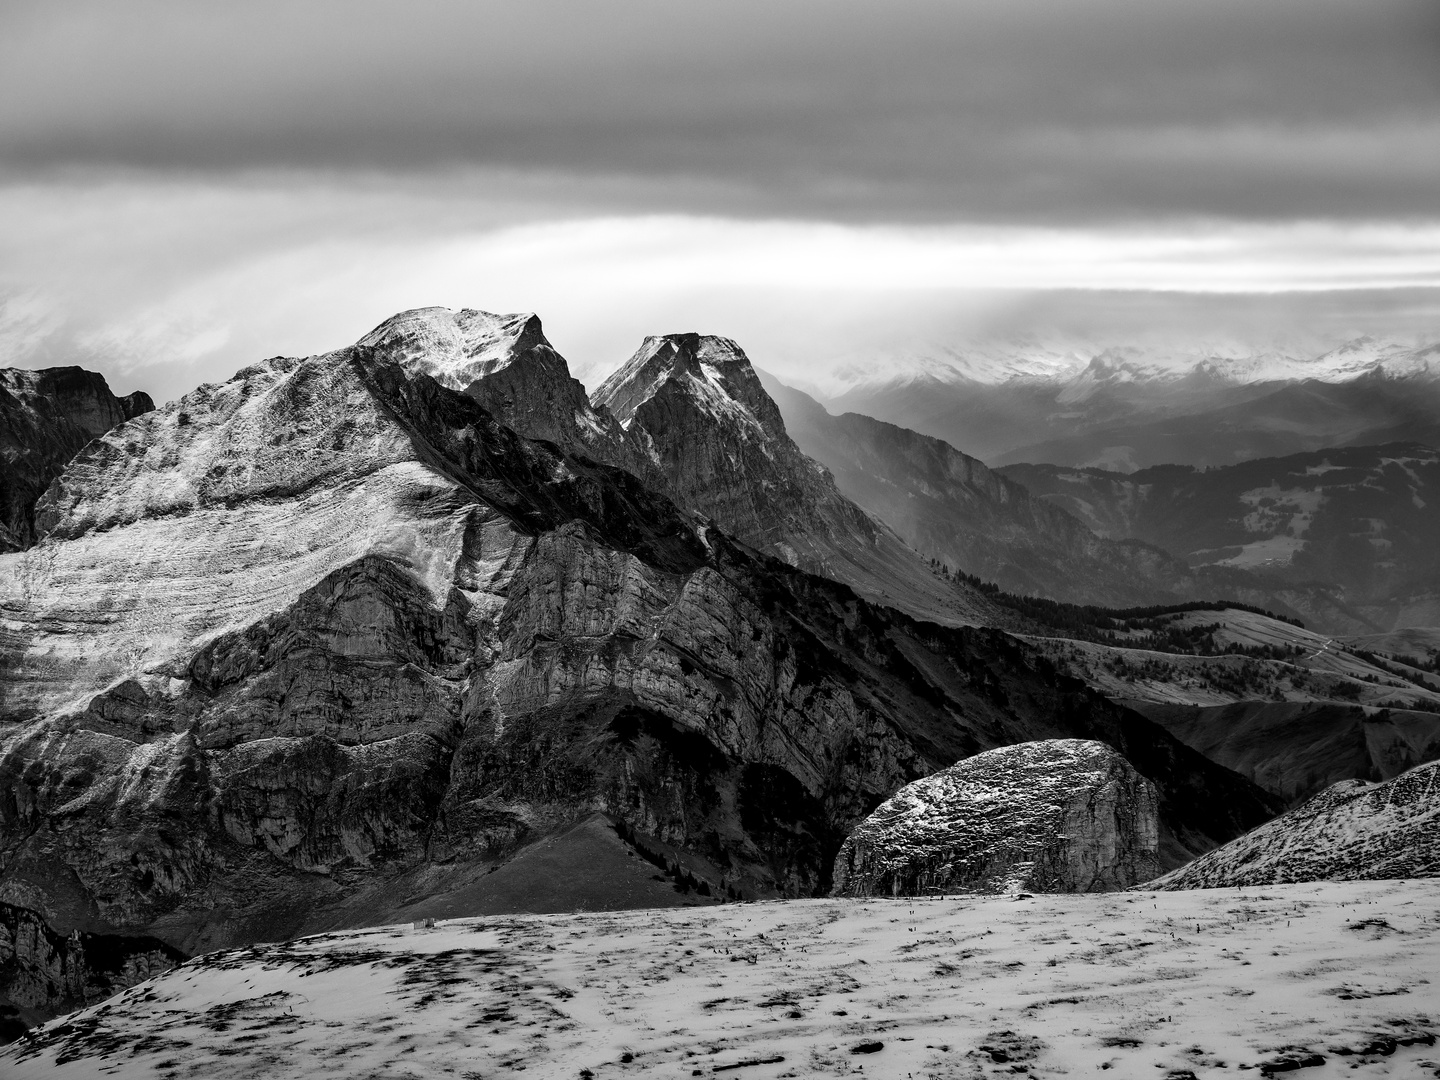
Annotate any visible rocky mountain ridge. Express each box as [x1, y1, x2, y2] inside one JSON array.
[[590, 332, 993, 627], [1149, 757, 1440, 889], [0, 367, 152, 552], [357, 307, 660, 486]]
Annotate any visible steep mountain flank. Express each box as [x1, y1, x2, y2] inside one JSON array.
[[0, 367, 152, 552], [764, 372, 1309, 613], [1002, 444, 1440, 632], [832, 739, 1159, 896], [591, 333, 995, 626], [0, 332, 1276, 980], [1149, 758, 1440, 889], [1127, 700, 1440, 806]]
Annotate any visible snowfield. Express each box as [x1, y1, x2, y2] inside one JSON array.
[[4, 880, 1438, 1079]]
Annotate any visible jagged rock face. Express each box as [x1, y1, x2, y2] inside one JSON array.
[[359, 307, 659, 485], [0, 328, 1275, 977], [0, 367, 152, 552], [832, 740, 1161, 896], [0, 901, 181, 1029], [1150, 758, 1440, 889], [592, 334, 996, 627]]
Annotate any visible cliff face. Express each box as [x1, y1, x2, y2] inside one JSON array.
[[591, 333, 998, 627], [0, 901, 181, 1029], [832, 740, 1161, 896], [0, 367, 153, 552], [1149, 758, 1440, 890]]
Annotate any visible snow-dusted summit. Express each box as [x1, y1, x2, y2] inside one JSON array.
[[359, 308, 656, 481], [808, 334, 1440, 400]]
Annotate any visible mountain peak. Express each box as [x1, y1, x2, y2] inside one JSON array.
[[594, 333, 786, 443], [358, 307, 555, 391], [593, 332, 995, 626], [355, 305, 664, 475]]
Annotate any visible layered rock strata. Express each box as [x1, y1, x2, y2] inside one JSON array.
[[1149, 758, 1440, 889], [832, 739, 1161, 896]]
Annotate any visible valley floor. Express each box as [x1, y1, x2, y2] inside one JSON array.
[[4, 881, 1438, 1079]]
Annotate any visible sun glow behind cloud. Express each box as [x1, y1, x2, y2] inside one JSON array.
[[5, 174, 1440, 401]]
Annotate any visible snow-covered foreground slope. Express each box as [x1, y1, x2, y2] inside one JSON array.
[[6, 881, 1438, 1078]]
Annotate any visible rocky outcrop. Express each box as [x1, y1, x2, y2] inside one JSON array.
[[0, 320, 1277, 981], [0, 367, 152, 551], [1149, 758, 1440, 889], [0, 901, 181, 1033], [832, 740, 1161, 896], [591, 333, 997, 627]]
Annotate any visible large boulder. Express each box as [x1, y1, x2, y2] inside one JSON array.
[[833, 739, 1160, 896]]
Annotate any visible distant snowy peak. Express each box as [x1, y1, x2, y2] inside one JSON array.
[[810, 335, 1440, 399], [358, 306, 558, 391]]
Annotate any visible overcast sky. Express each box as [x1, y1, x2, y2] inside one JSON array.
[[3, 0, 1439, 400]]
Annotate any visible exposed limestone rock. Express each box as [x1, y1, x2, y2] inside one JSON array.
[[0, 900, 181, 1033], [0, 367, 152, 552], [1150, 758, 1440, 889], [832, 740, 1161, 896], [0, 321, 1275, 989]]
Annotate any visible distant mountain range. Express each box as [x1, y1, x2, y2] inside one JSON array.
[[1002, 444, 1440, 630], [802, 336, 1440, 471]]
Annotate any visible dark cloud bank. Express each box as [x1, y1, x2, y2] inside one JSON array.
[[3, 0, 1438, 222]]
